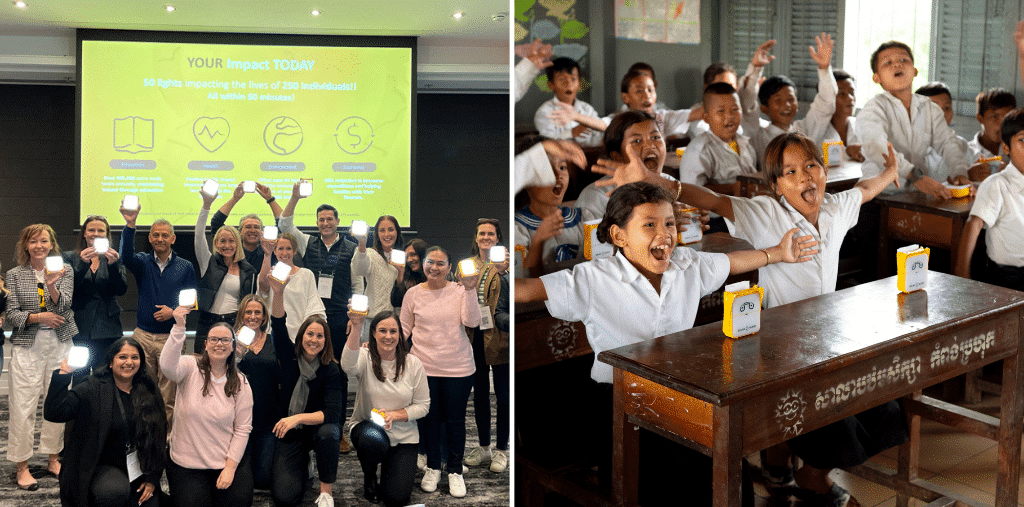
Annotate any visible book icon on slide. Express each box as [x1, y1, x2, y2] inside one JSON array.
[[114, 116, 154, 153]]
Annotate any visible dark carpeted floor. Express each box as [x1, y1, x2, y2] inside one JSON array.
[[0, 392, 509, 506]]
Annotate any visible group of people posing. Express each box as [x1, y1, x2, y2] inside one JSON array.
[[0, 180, 509, 507]]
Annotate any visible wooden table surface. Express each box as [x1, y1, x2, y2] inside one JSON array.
[[875, 191, 974, 277], [599, 272, 1024, 506]]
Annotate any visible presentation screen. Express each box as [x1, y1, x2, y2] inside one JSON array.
[[77, 31, 414, 228]]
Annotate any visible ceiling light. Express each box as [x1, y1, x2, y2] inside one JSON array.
[[453, 11, 464, 20], [311, 8, 320, 16], [492, 12, 507, 21], [13, 0, 27, 8], [164, 5, 174, 12]]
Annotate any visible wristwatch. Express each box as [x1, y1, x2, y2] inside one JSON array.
[[905, 166, 924, 185]]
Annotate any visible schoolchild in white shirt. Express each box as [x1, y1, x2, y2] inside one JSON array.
[[856, 41, 972, 198], [675, 132, 903, 507], [679, 83, 757, 192], [956, 108, 1024, 290], [686, 62, 740, 139], [533, 57, 605, 147], [738, 34, 838, 169], [515, 181, 814, 504], [604, 69, 702, 140], [916, 82, 972, 185], [823, 70, 864, 161], [965, 87, 1017, 181]]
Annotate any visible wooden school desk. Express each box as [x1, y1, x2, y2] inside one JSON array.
[[598, 272, 1024, 507], [515, 234, 757, 506], [875, 192, 974, 277], [737, 161, 862, 198]]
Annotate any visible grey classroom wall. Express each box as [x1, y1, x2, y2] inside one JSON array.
[[0, 84, 508, 330], [514, 0, 721, 131]]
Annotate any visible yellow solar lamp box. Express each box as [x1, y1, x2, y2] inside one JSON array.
[[583, 219, 613, 260], [677, 207, 702, 245], [897, 244, 929, 293], [823, 141, 844, 167], [723, 281, 764, 338]]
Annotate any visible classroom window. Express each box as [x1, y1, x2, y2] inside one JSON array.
[[842, 0, 933, 109]]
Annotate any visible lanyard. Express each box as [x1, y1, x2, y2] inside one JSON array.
[[114, 388, 135, 453]]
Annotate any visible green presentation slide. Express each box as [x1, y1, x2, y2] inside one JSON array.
[[80, 39, 412, 227]]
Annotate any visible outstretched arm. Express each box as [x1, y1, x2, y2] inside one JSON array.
[[515, 278, 548, 303], [855, 142, 901, 203], [725, 228, 818, 275]]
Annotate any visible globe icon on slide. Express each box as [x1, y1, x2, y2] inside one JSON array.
[[263, 116, 303, 155]]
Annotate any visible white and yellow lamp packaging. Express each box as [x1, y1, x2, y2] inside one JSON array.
[[351, 294, 369, 315], [941, 182, 971, 198], [583, 219, 614, 260], [677, 207, 702, 245], [722, 281, 764, 339], [458, 258, 477, 277], [823, 141, 844, 167], [897, 244, 929, 293]]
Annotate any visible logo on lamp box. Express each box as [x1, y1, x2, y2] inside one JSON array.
[[910, 261, 924, 271], [738, 301, 757, 312]]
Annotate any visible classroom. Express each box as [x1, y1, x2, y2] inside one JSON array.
[[514, 1, 1024, 506]]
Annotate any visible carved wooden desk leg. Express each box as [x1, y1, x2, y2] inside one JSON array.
[[712, 404, 743, 507], [995, 335, 1024, 507], [896, 391, 922, 507], [612, 369, 640, 507]]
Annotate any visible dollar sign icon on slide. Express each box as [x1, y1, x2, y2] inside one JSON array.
[[335, 116, 374, 155]]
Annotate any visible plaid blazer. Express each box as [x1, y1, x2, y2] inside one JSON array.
[[4, 264, 78, 346]]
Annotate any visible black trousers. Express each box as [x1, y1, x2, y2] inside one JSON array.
[[271, 424, 340, 507], [351, 422, 419, 507], [89, 465, 160, 507], [166, 454, 253, 507]]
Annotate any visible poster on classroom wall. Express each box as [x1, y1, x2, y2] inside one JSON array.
[[514, 0, 591, 95], [616, 0, 701, 44]]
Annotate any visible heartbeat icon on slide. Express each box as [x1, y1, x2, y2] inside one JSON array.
[[193, 117, 230, 152]]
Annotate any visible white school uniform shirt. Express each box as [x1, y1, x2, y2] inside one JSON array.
[[534, 97, 604, 147], [822, 117, 860, 145], [969, 163, 1024, 267], [678, 130, 758, 186], [856, 92, 969, 191], [966, 131, 1007, 177], [725, 188, 863, 308], [923, 134, 970, 183], [514, 58, 542, 103], [541, 248, 730, 383], [514, 143, 557, 195], [739, 64, 838, 168], [513, 206, 586, 278], [575, 172, 678, 222]]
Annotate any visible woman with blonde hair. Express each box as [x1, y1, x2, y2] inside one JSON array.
[[196, 191, 258, 352], [5, 223, 77, 490]]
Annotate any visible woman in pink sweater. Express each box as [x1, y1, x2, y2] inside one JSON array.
[[161, 305, 253, 507], [399, 246, 480, 498]]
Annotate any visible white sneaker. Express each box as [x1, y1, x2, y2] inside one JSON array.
[[463, 464, 469, 474], [421, 468, 441, 493], [417, 453, 427, 471], [464, 445, 490, 466], [315, 492, 334, 507], [448, 473, 467, 498], [490, 449, 508, 473]]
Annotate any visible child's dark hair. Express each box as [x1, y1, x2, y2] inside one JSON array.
[[762, 133, 827, 194], [620, 69, 655, 94], [916, 82, 951, 100], [604, 110, 658, 157], [703, 62, 736, 87], [977, 88, 1017, 116], [596, 182, 675, 250], [870, 41, 914, 73], [546, 57, 581, 82], [627, 62, 656, 82], [515, 133, 547, 156], [833, 69, 854, 83], [703, 82, 738, 108], [1000, 108, 1024, 147], [758, 75, 796, 106]]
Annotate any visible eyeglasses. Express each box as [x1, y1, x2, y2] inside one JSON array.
[[208, 337, 233, 345]]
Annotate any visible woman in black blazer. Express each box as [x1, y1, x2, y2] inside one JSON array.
[[44, 336, 167, 507], [62, 215, 129, 381]]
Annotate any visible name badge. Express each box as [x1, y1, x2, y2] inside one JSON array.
[[126, 450, 143, 482], [478, 304, 494, 330], [317, 273, 334, 299]]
